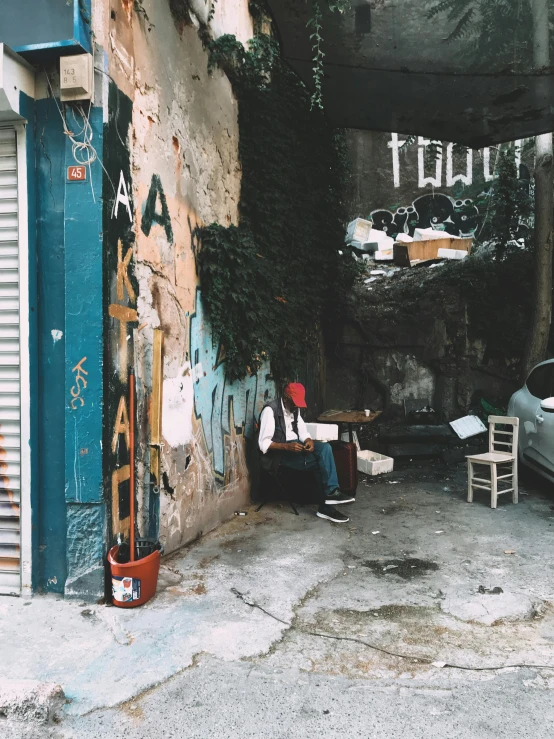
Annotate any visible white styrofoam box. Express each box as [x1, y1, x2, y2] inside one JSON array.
[[345, 218, 373, 244], [413, 227, 450, 242], [374, 249, 394, 261], [368, 228, 395, 245], [357, 450, 394, 476], [305, 423, 339, 442], [438, 248, 468, 260], [396, 233, 414, 243]]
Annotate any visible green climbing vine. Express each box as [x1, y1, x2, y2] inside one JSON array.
[[307, 2, 324, 110], [478, 146, 533, 260], [308, 0, 351, 110], [199, 20, 358, 382], [133, 0, 154, 31], [208, 0, 218, 23]]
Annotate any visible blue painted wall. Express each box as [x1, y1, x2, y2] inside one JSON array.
[[63, 105, 103, 509], [63, 105, 105, 599], [4, 0, 92, 57], [35, 98, 68, 594], [19, 92, 39, 590], [34, 98, 105, 598]]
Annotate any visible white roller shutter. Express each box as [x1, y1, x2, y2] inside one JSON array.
[[0, 127, 21, 595]]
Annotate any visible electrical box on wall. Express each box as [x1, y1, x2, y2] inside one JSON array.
[[60, 54, 93, 102]]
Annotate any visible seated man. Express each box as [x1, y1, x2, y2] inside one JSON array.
[[258, 382, 354, 523]]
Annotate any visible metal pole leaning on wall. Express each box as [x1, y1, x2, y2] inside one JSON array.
[[129, 368, 136, 562], [150, 329, 164, 493]]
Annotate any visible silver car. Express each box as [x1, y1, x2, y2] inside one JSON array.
[[508, 359, 554, 482]]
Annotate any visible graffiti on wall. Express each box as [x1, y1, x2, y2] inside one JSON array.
[[70, 357, 88, 409], [189, 290, 274, 481], [104, 83, 138, 543], [103, 81, 277, 545], [107, 188, 137, 540], [371, 193, 481, 239], [388, 133, 526, 189], [141, 174, 174, 244]]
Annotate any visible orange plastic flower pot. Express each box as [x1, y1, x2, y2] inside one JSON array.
[[108, 545, 161, 608]]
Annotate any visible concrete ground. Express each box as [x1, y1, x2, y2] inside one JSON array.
[[3, 459, 554, 737]]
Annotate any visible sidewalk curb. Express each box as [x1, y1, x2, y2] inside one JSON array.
[[0, 680, 66, 724]]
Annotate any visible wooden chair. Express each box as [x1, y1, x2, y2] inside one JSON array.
[[467, 416, 519, 508]]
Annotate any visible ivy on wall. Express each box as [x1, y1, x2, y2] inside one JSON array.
[[308, 0, 351, 110], [477, 146, 533, 261], [199, 22, 358, 382]]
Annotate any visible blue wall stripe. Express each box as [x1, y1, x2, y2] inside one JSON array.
[[35, 98, 67, 593]]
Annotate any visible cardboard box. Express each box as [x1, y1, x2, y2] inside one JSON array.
[[394, 237, 472, 266]]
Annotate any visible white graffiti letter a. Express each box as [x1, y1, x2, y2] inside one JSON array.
[[113, 171, 133, 222]]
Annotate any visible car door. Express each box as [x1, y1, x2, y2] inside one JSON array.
[[520, 362, 554, 476], [510, 370, 541, 459]]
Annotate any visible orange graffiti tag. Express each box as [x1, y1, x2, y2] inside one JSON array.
[[70, 357, 88, 410]]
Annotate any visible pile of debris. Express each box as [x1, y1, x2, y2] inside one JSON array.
[[345, 217, 473, 268]]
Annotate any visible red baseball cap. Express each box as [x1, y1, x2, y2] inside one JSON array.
[[284, 382, 307, 408]]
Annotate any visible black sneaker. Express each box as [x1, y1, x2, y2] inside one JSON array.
[[325, 490, 355, 505], [317, 505, 350, 523]]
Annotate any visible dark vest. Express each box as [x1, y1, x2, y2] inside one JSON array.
[[261, 398, 299, 442], [259, 398, 299, 473]]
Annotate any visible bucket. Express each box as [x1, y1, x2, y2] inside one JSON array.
[[108, 544, 161, 609], [117, 538, 163, 563]]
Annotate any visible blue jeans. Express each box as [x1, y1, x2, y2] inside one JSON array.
[[279, 441, 339, 501]]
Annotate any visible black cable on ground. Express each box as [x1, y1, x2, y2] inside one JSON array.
[[231, 588, 554, 673]]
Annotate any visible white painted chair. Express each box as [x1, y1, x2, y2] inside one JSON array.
[[467, 416, 519, 508]]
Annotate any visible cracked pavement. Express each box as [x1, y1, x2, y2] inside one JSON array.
[[4, 460, 554, 737]]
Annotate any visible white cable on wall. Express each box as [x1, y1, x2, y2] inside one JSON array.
[[44, 71, 116, 202]]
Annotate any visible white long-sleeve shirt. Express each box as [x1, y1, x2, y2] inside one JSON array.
[[258, 401, 310, 454]]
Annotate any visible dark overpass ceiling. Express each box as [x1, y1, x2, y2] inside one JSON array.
[[264, 0, 554, 147]]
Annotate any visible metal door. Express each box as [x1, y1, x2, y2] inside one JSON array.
[[0, 127, 21, 595]]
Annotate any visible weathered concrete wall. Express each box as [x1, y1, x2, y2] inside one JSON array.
[[327, 260, 525, 420], [346, 131, 532, 238], [96, 0, 272, 555]]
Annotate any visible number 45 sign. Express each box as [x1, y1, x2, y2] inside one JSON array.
[[67, 165, 87, 182]]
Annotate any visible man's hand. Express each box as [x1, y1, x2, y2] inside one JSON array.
[[303, 438, 315, 453], [285, 442, 306, 453]]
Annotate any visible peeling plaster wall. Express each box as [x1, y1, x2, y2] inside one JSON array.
[[97, 0, 270, 555]]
